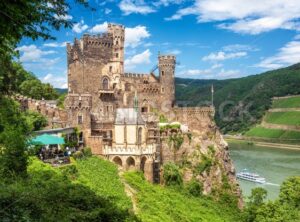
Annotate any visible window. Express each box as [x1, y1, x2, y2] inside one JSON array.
[[141, 107, 148, 113], [138, 127, 142, 145], [161, 87, 165, 93], [102, 77, 109, 90], [78, 115, 83, 124], [116, 41, 119, 45], [125, 83, 130, 91], [161, 71, 164, 76], [109, 66, 112, 72], [116, 53, 119, 58]]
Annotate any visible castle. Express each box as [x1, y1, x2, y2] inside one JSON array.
[[17, 23, 215, 182]]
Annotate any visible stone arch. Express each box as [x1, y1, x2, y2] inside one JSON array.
[[113, 156, 122, 167], [140, 156, 147, 172], [126, 156, 135, 170]]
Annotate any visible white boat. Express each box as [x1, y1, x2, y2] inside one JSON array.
[[237, 169, 266, 184]]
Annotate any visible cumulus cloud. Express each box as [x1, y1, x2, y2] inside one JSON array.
[[54, 14, 73, 20], [41, 73, 67, 88], [72, 20, 88, 33], [43, 42, 69, 48], [90, 22, 108, 33], [125, 25, 150, 48], [119, 0, 155, 15], [125, 49, 152, 70], [17, 45, 56, 62], [202, 51, 247, 62], [256, 41, 300, 69], [166, 0, 300, 34]]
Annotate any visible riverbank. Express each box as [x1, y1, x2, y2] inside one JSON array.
[[224, 136, 300, 150]]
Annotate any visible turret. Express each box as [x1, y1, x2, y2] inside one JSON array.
[[107, 23, 125, 74], [158, 55, 176, 108]]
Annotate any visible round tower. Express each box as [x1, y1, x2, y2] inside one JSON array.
[[158, 55, 176, 109], [108, 23, 125, 74]]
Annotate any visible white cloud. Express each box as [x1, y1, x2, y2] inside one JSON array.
[[222, 44, 258, 52], [125, 25, 150, 48], [119, 0, 155, 15], [54, 14, 73, 20], [202, 51, 247, 62], [218, 69, 241, 79], [256, 41, 300, 69], [43, 42, 69, 48], [153, 0, 185, 7], [166, 49, 181, 55], [41, 73, 67, 88], [17, 45, 56, 62], [72, 20, 88, 33], [167, 0, 300, 34], [105, 8, 112, 14], [90, 22, 108, 33], [125, 49, 152, 70], [294, 34, 300, 40]]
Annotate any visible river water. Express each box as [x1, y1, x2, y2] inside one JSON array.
[[229, 141, 300, 200]]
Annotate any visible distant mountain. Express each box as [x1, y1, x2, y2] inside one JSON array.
[[175, 63, 300, 133], [55, 88, 67, 95]]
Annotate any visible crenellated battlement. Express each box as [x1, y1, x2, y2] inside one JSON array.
[[124, 73, 149, 78], [14, 95, 68, 128]]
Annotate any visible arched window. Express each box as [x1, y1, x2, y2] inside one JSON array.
[[102, 77, 109, 90], [138, 127, 142, 145]]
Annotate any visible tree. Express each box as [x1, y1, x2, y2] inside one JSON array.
[[279, 176, 300, 208]]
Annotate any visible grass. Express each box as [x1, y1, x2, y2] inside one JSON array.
[[245, 127, 285, 138], [272, 96, 300, 108], [245, 127, 300, 140], [123, 171, 241, 222], [75, 156, 132, 211], [265, 111, 300, 126]]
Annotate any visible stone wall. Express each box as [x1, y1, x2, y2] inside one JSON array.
[[15, 95, 67, 129]]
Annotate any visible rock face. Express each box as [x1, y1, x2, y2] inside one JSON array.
[[160, 121, 243, 208]]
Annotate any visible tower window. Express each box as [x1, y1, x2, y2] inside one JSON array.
[[78, 115, 83, 124], [116, 53, 119, 58], [161, 71, 165, 76], [116, 41, 119, 45], [109, 66, 112, 72], [102, 77, 109, 90], [161, 87, 165, 93]]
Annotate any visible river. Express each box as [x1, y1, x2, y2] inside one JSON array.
[[229, 141, 300, 200]]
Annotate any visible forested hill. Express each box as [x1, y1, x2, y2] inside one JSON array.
[[175, 63, 300, 133]]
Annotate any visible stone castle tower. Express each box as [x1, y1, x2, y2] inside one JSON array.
[[62, 23, 213, 181]]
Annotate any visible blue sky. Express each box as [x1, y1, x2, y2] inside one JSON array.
[[17, 0, 300, 88]]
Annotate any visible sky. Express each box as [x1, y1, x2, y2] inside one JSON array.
[[17, 0, 300, 88]]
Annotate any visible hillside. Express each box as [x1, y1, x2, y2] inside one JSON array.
[[244, 95, 300, 143], [0, 156, 242, 221], [175, 63, 300, 133]]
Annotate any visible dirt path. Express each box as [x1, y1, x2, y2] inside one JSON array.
[[119, 171, 138, 213]]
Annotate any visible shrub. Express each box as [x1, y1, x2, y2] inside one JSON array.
[[194, 154, 213, 175], [82, 147, 92, 157], [163, 163, 183, 187], [73, 150, 83, 160], [185, 179, 203, 197]]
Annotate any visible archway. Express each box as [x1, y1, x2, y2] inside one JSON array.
[[140, 156, 147, 172], [126, 156, 135, 170], [112, 156, 122, 167]]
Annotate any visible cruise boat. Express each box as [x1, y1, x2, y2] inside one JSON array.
[[237, 169, 266, 184]]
